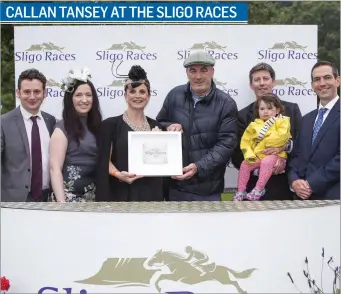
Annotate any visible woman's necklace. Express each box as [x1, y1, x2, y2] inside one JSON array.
[[123, 111, 151, 132]]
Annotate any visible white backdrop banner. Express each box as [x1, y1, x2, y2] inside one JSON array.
[[1, 204, 339, 293], [14, 25, 318, 188]]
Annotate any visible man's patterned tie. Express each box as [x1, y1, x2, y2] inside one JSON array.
[[312, 108, 328, 145]]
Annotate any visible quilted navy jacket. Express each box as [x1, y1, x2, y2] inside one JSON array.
[[156, 81, 238, 196]]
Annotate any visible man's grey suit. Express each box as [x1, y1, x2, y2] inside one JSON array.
[[1, 106, 56, 202]]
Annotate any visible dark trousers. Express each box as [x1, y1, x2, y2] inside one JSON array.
[[26, 189, 50, 202], [169, 189, 221, 201]]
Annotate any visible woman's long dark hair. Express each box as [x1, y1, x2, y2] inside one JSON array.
[[62, 80, 102, 145]]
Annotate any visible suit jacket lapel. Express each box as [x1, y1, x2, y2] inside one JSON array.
[[147, 117, 158, 129], [14, 107, 30, 156], [310, 99, 340, 156], [246, 103, 255, 125], [41, 112, 53, 136]]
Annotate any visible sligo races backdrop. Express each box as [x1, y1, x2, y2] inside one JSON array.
[[14, 25, 318, 188]]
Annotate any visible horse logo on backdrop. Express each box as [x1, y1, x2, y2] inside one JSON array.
[[95, 40, 158, 100], [177, 41, 238, 61], [46, 78, 62, 88], [189, 41, 227, 52], [270, 41, 308, 51], [98, 59, 157, 100], [15, 42, 76, 63], [213, 78, 229, 91], [213, 78, 239, 97], [95, 48, 158, 100], [26, 42, 64, 53], [106, 41, 146, 52], [45, 78, 64, 98], [273, 77, 315, 97], [95, 41, 157, 62], [75, 246, 257, 293], [107, 80, 125, 87], [257, 40, 317, 62], [276, 77, 308, 88]]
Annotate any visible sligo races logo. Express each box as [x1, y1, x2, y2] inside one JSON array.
[[98, 79, 125, 100], [213, 78, 238, 97], [97, 78, 157, 100], [38, 246, 256, 293], [98, 59, 158, 99], [273, 77, 316, 97], [44, 76, 157, 100], [46, 78, 63, 98], [38, 246, 256, 294], [258, 41, 317, 62], [97, 79, 126, 100], [46, 76, 124, 99], [75, 246, 256, 293], [177, 41, 238, 61], [15, 42, 76, 63], [96, 41, 157, 61]]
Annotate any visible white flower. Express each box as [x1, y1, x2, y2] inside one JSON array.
[[61, 67, 92, 92], [69, 67, 92, 82]]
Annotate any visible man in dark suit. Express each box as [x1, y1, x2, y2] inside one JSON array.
[[231, 62, 302, 200], [1, 68, 56, 202], [288, 61, 340, 200]]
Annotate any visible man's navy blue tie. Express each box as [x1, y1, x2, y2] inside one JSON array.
[[312, 108, 328, 145], [30, 116, 42, 199]]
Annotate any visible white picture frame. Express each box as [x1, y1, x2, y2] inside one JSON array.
[[128, 131, 183, 176]]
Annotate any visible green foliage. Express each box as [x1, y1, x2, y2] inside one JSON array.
[[248, 1, 282, 24], [1, 25, 15, 114], [274, 2, 339, 66], [1, 2, 340, 114]]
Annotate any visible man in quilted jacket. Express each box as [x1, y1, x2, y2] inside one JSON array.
[[156, 51, 238, 201]]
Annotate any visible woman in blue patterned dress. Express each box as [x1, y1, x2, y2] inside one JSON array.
[[49, 67, 102, 202]]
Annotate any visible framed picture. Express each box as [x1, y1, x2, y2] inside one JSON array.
[[128, 131, 183, 176]]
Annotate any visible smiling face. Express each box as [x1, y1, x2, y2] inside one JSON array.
[[16, 79, 46, 114], [250, 70, 276, 99], [72, 83, 93, 115], [125, 83, 150, 110], [311, 65, 340, 104], [186, 64, 214, 96]]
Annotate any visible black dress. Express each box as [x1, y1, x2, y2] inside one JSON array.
[[95, 115, 167, 202]]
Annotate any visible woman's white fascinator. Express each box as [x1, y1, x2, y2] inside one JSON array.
[[61, 67, 92, 92]]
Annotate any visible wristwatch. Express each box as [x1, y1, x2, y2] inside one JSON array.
[[285, 140, 293, 153]]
